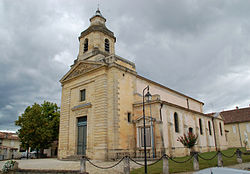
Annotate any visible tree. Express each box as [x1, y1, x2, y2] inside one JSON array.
[[15, 101, 60, 157]]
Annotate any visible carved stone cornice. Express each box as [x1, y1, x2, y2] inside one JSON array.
[[67, 64, 100, 80], [72, 102, 92, 111], [60, 61, 105, 83], [79, 25, 116, 41]]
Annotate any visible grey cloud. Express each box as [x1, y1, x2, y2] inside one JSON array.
[[1, 0, 250, 130]]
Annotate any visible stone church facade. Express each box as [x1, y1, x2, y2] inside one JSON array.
[[58, 9, 227, 160]]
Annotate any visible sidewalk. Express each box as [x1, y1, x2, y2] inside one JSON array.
[[0, 158, 141, 174], [0, 158, 249, 174]]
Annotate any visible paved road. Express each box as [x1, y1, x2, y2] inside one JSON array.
[[0, 158, 250, 174]]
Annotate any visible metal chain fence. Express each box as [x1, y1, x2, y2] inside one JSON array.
[[220, 151, 236, 158], [198, 151, 219, 161], [147, 155, 164, 166], [85, 156, 125, 169], [83, 149, 244, 172], [168, 154, 194, 163]]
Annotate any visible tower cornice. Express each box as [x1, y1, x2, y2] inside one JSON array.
[[78, 25, 116, 42]]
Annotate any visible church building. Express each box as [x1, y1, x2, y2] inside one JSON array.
[[58, 9, 227, 160]]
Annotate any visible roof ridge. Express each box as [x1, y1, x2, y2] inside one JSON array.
[[221, 107, 250, 113]]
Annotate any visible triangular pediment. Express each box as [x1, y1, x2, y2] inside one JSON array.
[[216, 114, 223, 120], [134, 116, 155, 124], [212, 112, 223, 120], [60, 61, 105, 83]]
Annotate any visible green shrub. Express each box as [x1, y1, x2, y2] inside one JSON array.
[[2, 160, 16, 173]]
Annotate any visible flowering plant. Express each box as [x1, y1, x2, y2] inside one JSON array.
[[177, 132, 198, 149]]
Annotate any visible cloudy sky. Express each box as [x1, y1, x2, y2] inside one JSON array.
[[1, 0, 250, 131]]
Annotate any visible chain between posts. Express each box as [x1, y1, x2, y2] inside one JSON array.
[[198, 151, 219, 161], [85, 156, 125, 169], [168, 154, 194, 163], [128, 157, 146, 166], [242, 152, 250, 155], [84, 150, 240, 170], [128, 155, 165, 166], [147, 155, 164, 166], [220, 151, 236, 158]]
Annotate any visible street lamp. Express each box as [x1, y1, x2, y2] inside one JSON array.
[[143, 85, 152, 174]]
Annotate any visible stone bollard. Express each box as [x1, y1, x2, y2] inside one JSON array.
[[80, 156, 87, 174], [193, 152, 199, 171], [217, 151, 223, 167], [123, 156, 130, 174], [236, 149, 242, 164], [163, 154, 169, 174]]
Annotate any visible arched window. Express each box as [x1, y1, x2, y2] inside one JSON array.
[[105, 39, 110, 52], [189, 127, 193, 134], [84, 38, 88, 52], [199, 118, 203, 135], [208, 121, 212, 135], [174, 112, 179, 133], [219, 122, 223, 136]]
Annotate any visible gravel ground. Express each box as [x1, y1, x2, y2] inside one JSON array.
[[0, 158, 250, 174]]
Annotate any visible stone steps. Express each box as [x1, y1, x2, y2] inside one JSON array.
[[61, 155, 83, 161]]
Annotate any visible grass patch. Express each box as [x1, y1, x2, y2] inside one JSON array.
[[131, 148, 250, 174]]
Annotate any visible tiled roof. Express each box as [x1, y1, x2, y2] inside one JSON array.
[[220, 107, 250, 124], [0, 131, 19, 140]]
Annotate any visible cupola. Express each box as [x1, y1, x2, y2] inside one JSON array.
[[77, 8, 116, 60]]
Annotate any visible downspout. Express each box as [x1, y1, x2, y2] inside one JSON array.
[[238, 123, 243, 147], [159, 103, 165, 154], [212, 117, 217, 151]]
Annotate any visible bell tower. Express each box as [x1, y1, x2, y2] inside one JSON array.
[[59, 8, 137, 161], [77, 8, 116, 61]]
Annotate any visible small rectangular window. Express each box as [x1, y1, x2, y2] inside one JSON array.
[[127, 112, 131, 123], [80, 89, 86, 101]]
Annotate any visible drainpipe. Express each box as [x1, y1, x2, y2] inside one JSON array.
[[212, 117, 217, 151], [238, 123, 243, 147]]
